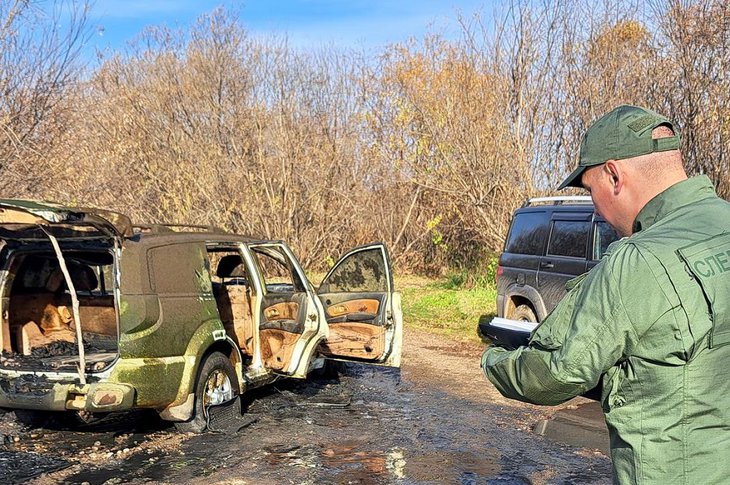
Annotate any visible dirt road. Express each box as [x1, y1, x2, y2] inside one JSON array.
[[0, 329, 612, 484]]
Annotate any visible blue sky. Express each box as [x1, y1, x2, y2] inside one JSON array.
[[87, 0, 494, 54]]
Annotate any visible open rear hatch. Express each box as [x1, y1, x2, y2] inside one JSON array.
[[0, 201, 129, 381], [0, 200, 132, 239]]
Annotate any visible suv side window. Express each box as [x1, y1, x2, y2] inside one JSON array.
[[319, 247, 388, 293], [504, 211, 549, 255], [547, 220, 591, 258], [593, 221, 620, 260], [251, 246, 306, 294]]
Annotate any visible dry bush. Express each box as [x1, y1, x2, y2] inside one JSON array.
[[654, 0, 730, 197], [49, 11, 388, 268], [365, 37, 533, 268]]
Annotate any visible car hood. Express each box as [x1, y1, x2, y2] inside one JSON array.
[[0, 199, 133, 239]]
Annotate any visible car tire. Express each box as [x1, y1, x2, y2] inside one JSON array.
[[175, 351, 237, 433], [512, 304, 537, 322]]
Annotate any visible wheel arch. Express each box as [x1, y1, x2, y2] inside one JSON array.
[[159, 335, 244, 422], [504, 284, 547, 321], [198, 338, 244, 395]]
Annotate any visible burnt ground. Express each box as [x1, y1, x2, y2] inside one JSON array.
[[0, 329, 612, 484]]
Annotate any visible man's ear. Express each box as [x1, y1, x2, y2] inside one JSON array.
[[604, 160, 623, 195]]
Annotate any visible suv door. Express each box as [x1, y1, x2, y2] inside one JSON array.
[[316, 243, 402, 367], [538, 213, 592, 313], [246, 243, 323, 378]]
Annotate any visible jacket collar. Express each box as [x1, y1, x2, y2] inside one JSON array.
[[633, 175, 717, 233]]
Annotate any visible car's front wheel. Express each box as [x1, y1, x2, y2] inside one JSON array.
[[512, 304, 537, 322], [175, 351, 237, 433]]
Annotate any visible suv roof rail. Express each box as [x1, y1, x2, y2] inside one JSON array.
[[162, 224, 224, 233], [133, 224, 226, 234], [522, 196, 593, 207]]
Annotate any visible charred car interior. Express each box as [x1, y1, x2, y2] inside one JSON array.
[[4, 249, 118, 372]]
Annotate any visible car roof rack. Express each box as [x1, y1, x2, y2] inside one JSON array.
[[133, 223, 226, 234], [162, 224, 225, 232], [522, 196, 593, 207]]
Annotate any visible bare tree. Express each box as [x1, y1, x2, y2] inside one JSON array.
[[0, 0, 89, 195]]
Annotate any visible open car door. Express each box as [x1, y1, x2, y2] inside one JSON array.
[[316, 243, 402, 367], [246, 243, 326, 379]]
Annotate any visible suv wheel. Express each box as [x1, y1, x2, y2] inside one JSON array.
[[512, 304, 537, 322], [175, 351, 237, 433]]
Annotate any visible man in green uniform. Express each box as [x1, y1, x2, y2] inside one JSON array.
[[482, 105, 730, 484]]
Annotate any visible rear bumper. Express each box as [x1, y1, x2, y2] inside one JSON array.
[[0, 376, 135, 413]]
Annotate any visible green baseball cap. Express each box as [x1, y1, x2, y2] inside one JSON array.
[[558, 105, 680, 190]]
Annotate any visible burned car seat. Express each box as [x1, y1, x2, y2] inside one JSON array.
[[212, 255, 254, 354]]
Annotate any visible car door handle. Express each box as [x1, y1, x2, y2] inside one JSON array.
[[541, 262, 554, 269]]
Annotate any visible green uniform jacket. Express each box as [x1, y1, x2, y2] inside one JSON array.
[[483, 176, 730, 484]]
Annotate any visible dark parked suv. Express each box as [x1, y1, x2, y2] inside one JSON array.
[[480, 196, 620, 348], [479, 196, 621, 401]]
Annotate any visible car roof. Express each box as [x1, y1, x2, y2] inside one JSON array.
[[0, 200, 283, 246], [515, 196, 594, 212], [0, 199, 133, 238]]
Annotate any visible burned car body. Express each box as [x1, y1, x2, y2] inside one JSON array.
[[0, 201, 402, 431]]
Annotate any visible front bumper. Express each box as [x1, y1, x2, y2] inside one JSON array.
[[0, 375, 135, 413]]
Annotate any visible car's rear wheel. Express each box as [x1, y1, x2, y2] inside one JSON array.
[[512, 304, 537, 322], [175, 351, 237, 433]]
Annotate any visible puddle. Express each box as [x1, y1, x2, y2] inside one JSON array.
[[404, 450, 502, 482], [63, 448, 169, 485], [0, 410, 174, 484], [0, 363, 612, 484]]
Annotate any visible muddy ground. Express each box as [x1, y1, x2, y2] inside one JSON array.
[[0, 329, 612, 484]]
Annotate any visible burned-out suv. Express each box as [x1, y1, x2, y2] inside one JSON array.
[[493, 196, 619, 325], [0, 201, 402, 431]]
